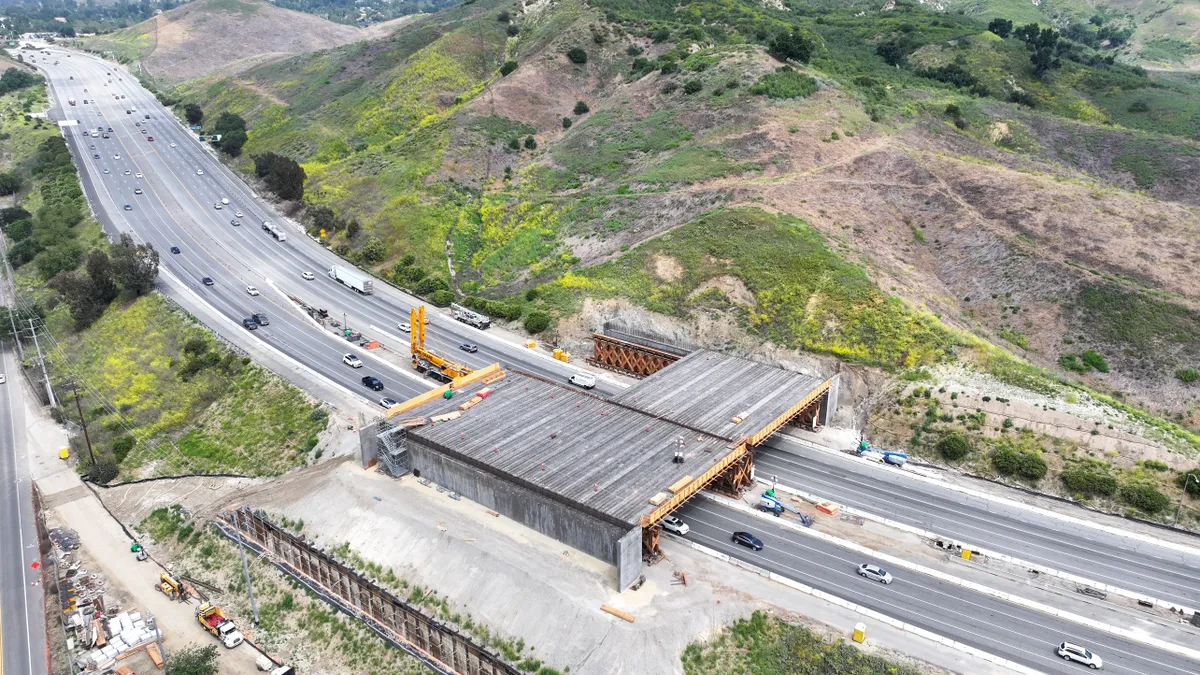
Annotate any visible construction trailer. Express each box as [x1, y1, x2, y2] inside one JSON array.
[[371, 351, 836, 589]]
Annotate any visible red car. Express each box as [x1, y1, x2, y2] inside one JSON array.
[[147, 136, 154, 141]]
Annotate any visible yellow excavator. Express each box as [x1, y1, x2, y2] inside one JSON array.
[[410, 306, 471, 381]]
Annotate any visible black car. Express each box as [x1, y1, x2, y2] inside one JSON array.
[[242, 318, 258, 330], [460, 343, 478, 353], [93, 153, 100, 159], [252, 312, 269, 326], [732, 531, 764, 551], [202, 277, 214, 286], [361, 375, 384, 391], [170, 246, 181, 254]]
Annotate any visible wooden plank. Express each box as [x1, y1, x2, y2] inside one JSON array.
[[600, 604, 635, 622], [430, 411, 462, 424], [648, 492, 669, 506], [666, 475, 693, 494], [147, 643, 164, 668]]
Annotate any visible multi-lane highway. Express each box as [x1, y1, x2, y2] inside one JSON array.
[[16, 44, 1200, 675], [756, 436, 1200, 610], [678, 498, 1198, 675], [1, 339, 49, 675], [19, 44, 611, 412]]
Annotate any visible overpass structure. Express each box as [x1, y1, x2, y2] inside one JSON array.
[[369, 351, 836, 588]]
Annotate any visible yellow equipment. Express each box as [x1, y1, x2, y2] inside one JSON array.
[[410, 306, 472, 380], [156, 572, 185, 601]]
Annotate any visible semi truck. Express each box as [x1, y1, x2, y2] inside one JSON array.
[[196, 603, 244, 648], [328, 265, 374, 295], [451, 303, 491, 329], [261, 220, 288, 241]]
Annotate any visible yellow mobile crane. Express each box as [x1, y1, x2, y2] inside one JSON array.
[[410, 306, 472, 381]]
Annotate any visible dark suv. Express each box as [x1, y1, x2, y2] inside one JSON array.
[[252, 312, 269, 326], [361, 375, 384, 391], [241, 318, 258, 330]]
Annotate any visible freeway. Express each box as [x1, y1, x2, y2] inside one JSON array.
[[18, 44, 617, 411], [0, 344, 49, 675], [677, 498, 1200, 675], [755, 436, 1200, 610]]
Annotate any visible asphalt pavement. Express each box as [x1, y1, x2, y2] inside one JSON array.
[[756, 435, 1200, 610], [19, 45, 617, 414], [677, 498, 1199, 675], [0, 344, 49, 675]]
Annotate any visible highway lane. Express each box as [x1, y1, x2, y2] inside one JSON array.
[[31, 47, 617, 396], [677, 499, 1200, 675], [755, 436, 1200, 609], [0, 344, 49, 675]]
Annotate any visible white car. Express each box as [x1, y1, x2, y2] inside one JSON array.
[[301, 271, 315, 281], [343, 354, 363, 368], [0, 374, 6, 384], [124, 169, 131, 175], [196, 169, 204, 175], [397, 322, 411, 333], [660, 515, 689, 536], [103, 169, 110, 174], [234, 211, 243, 217], [857, 563, 894, 585], [221, 197, 230, 205], [245, 286, 260, 296], [134, 188, 143, 195], [135, 172, 143, 178], [113, 154, 121, 159], [170, 143, 177, 148], [214, 203, 223, 210], [1056, 642, 1102, 669]]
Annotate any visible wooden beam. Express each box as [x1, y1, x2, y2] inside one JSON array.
[[600, 604, 635, 622], [640, 443, 747, 527]]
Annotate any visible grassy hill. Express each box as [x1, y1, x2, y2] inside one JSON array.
[[80, 0, 418, 82], [168, 0, 1200, 519]]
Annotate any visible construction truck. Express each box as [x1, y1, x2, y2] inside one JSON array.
[[196, 603, 244, 648], [410, 305, 470, 381], [451, 303, 491, 330], [261, 220, 288, 242], [328, 265, 373, 295], [155, 572, 186, 601], [759, 492, 812, 526]]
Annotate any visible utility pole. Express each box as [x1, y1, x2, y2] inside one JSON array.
[[5, 306, 20, 360], [29, 319, 56, 407], [233, 508, 260, 625], [70, 383, 96, 467]]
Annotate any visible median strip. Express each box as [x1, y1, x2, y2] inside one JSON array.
[[700, 490, 1200, 663]]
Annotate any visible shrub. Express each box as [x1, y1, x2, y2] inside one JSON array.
[[1175, 368, 1199, 383], [991, 445, 1021, 476], [500, 60, 518, 76], [524, 135, 537, 150], [88, 458, 119, 484], [660, 81, 679, 94], [507, 24, 520, 37], [768, 29, 815, 63], [1081, 350, 1109, 373], [936, 433, 971, 461], [524, 310, 552, 334], [1119, 482, 1170, 514], [627, 45, 643, 56], [497, 11, 510, 22], [573, 100, 590, 115], [428, 289, 455, 307], [566, 47, 588, 65], [1016, 451, 1048, 480], [682, 79, 702, 95], [944, 103, 961, 117], [562, 117, 572, 129], [413, 276, 451, 295], [1139, 459, 1169, 472], [750, 67, 817, 99], [1178, 470, 1200, 496], [111, 436, 136, 462], [1060, 464, 1117, 497]]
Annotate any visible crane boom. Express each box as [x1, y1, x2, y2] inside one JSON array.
[[410, 306, 472, 379]]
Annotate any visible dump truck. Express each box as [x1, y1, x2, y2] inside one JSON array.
[[261, 220, 288, 241], [328, 265, 373, 295], [196, 603, 244, 648]]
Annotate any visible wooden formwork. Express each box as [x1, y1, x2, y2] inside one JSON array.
[[588, 333, 681, 378]]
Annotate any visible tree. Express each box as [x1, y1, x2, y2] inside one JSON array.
[[876, 39, 908, 67], [506, 23, 519, 37], [683, 79, 702, 95], [523, 310, 551, 334], [110, 232, 159, 296], [360, 236, 387, 263], [562, 116, 572, 129], [212, 112, 247, 156], [0, 171, 21, 196], [252, 152, 306, 201], [523, 135, 537, 150], [0, 68, 38, 95], [500, 60, 518, 76], [936, 433, 971, 461], [220, 129, 247, 157], [573, 100, 589, 115], [769, 30, 815, 64], [49, 270, 106, 330], [166, 644, 219, 675], [428, 289, 454, 307], [86, 249, 119, 304], [183, 103, 203, 126], [988, 18, 1014, 38], [0, 206, 31, 226], [566, 47, 588, 64]]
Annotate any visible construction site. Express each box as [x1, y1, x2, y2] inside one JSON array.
[[364, 321, 838, 588]]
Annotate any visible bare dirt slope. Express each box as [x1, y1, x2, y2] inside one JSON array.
[[108, 0, 413, 82]]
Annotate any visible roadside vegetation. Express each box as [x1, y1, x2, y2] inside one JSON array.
[[682, 610, 928, 675], [0, 70, 326, 483]]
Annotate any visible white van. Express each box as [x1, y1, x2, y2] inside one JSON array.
[[568, 371, 596, 389]]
